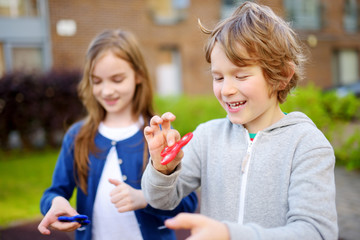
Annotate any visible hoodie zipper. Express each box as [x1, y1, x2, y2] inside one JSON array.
[[238, 130, 257, 224]]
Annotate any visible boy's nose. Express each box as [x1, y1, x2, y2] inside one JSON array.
[[221, 78, 237, 96]]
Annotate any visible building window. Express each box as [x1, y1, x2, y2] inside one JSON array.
[[0, 0, 51, 73], [0, 0, 38, 18], [146, 0, 189, 25], [284, 0, 322, 30], [221, 0, 247, 19], [12, 46, 43, 72], [343, 0, 358, 32], [332, 49, 359, 85], [156, 46, 182, 96]]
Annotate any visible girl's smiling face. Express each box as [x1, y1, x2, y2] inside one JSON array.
[[211, 43, 284, 133], [91, 50, 139, 124]]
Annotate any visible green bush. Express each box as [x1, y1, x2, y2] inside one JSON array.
[[335, 129, 360, 170], [282, 84, 332, 131], [322, 91, 360, 121]]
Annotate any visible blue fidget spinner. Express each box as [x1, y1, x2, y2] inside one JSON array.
[[58, 214, 90, 226]]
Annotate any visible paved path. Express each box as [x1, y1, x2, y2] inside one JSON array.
[[0, 222, 74, 240], [0, 222, 190, 240], [335, 167, 360, 240], [0, 167, 359, 240]]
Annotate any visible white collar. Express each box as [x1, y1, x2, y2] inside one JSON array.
[[98, 116, 144, 141]]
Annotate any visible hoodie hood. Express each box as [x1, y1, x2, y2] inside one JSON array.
[[263, 111, 316, 133]]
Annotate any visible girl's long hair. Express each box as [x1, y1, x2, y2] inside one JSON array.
[[75, 29, 155, 194]]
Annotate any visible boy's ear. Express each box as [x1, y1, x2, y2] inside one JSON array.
[[279, 62, 295, 90]]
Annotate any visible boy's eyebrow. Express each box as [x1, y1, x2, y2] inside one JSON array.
[[210, 66, 251, 74]]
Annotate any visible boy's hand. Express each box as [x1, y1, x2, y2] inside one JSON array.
[[165, 213, 230, 240], [38, 196, 81, 235], [144, 112, 183, 175], [109, 178, 147, 212]]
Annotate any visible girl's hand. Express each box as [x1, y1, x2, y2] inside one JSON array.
[[165, 213, 230, 240], [144, 112, 183, 175], [38, 196, 81, 235], [109, 178, 147, 212]]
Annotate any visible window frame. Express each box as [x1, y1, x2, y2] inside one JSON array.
[[343, 0, 359, 32], [284, 0, 322, 30], [332, 48, 360, 86]]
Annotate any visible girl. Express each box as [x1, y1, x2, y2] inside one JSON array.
[[38, 29, 198, 240]]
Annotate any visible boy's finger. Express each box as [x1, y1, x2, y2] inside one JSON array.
[[160, 112, 176, 131], [144, 126, 154, 140], [161, 112, 176, 120], [165, 213, 199, 230], [166, 129, 180, 147], [149, 115, 163, 130]]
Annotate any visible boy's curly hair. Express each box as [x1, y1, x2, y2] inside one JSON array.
[[200, 1, 307, 103]]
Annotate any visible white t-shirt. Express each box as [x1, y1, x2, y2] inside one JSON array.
[[92, 118, 144, 240]]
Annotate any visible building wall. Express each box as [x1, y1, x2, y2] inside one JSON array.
[[47, 0, 360, 94], [301, 0, 360, 88], [48, 0, 220, 95]]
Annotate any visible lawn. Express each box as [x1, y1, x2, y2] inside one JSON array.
[[0, 149, 76, 227]]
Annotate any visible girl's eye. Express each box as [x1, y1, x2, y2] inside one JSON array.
[[113, 76, 125, 83], [213, 76, 223, 81], [91, 77, 101, 84]]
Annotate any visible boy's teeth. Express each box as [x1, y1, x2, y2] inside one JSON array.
[[228, 101, 245, 108]]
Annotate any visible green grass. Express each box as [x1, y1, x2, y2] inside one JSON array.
[[0, 149, 76, 227]]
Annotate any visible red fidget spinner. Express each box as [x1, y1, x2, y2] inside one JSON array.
[[160, 132, 193, 165]]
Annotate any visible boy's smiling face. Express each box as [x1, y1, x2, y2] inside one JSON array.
[[211, 43, 284, 133]]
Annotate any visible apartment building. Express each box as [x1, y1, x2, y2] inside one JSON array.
[[0, 0, 359, 95]]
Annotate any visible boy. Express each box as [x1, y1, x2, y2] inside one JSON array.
[[141, 2, 338, 239]]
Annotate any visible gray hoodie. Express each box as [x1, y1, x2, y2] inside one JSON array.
[[141, 112, 338, 239]]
